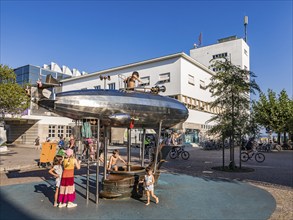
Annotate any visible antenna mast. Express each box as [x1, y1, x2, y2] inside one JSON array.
[[244, 16, 248, 42]]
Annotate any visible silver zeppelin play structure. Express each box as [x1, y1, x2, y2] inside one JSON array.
[[36, 74, 189, 202], [39, 88, 188, 128]]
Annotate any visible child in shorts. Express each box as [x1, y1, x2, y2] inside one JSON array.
[[49, 155, 64, 207]]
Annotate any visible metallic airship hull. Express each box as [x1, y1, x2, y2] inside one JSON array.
[[39, 89, 188, 128]]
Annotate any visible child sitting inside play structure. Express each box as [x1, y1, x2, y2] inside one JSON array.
[[107, 149, 127, 171]]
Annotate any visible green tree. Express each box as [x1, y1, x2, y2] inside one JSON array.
[[253, 89, 293, 143], [207, 58, 260, 169], [278, 90, 292, 142], [0, 64, 30, 118]]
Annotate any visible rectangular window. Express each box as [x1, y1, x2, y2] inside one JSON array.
[[94, 85, 101, 89], [244, 49, 248, 56], [188, 74, 195, 85], [57, 125, 64, 137], [48, 125, 56, 138], [66, 126, 71, 137], [200, 80, 206, 90], [212, 52, 228, 59], [108, 83, 115, 90], [139, 76, 150, 86], [158, 72, 170, 84], [81, 88, 87, 90], [213, 67, 223, 72]]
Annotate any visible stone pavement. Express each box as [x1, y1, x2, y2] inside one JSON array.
[[0, 144, 292, 219]]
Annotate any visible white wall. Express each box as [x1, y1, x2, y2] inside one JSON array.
[[190, 38, 249, 70], [180, 58, 214, 102], [62, 57, 182, 95], [186, 109, 215, 125]]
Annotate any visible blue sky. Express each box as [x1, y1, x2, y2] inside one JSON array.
[[1, 1, 292, 98]]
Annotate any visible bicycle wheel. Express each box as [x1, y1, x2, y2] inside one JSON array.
[[181, 151, 190, 160], [169, 149, 178, 159], [255, 153, 265, 163], [241, 152, 249, 162]]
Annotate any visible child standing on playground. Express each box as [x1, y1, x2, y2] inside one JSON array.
[[58, 148, 81, 208], [141, 167, 159, 206], [48, 155, 64, 207]]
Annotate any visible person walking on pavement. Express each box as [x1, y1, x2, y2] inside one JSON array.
[[34, 136, 40, 150]]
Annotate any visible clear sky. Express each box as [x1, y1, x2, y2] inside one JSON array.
[[1, 0, 292, 98]]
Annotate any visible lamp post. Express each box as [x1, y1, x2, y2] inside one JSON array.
[[100, 75, 111, 90]]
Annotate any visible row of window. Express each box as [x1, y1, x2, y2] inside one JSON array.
[[170, 94, 221, 114], [212, 52, 228, 59], [201, 124, 213, 130], [83, 72, 207, 91], [48, 125, 72, 138], [188, 75, 206, 90], [83, 73, 171, 90]]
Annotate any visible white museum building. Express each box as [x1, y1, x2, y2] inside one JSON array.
[[4, 36, 249, 145]]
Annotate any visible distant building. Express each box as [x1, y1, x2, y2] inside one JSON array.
[[5, 64, 74, 144]]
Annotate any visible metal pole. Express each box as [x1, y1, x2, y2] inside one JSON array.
[[141, 129, 146, 167], [127, 128, 131, 171], [96, 119, 100, 204], [222, 136, 225, 169], [103, 126, 108, 180], [239, 136, 242, 169], [86, 158, 89, 203], [154, 121, 162, 174]]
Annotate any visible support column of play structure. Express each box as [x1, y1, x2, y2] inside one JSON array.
[[103, 126, 108, 180], [127, 128, 131, 171], [154, 120, 162, 174], [95, 119, 100, 204], [141, 129, 146, 167], [86, 118, 101, 204]]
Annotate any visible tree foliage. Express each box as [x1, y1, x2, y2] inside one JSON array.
[[207, 58, 260, 168], [253, 89, 293, 141], [0, 64, 30, 117]]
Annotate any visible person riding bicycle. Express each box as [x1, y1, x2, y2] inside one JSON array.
[[244, 138, 254, 154]]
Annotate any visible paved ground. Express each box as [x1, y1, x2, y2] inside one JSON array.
[[0, 144, 292, 219]]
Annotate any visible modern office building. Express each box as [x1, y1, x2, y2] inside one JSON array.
[[4, 36, 249, 145]]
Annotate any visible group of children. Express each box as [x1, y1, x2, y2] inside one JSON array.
[[107, 150, 159, 205], [48, 148, 81, 208], [49, 147, 159, 207]]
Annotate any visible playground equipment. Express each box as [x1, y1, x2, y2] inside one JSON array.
[[35, 75, 189, 202]]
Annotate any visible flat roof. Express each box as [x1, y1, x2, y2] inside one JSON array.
[[61, 52, 214, 83]]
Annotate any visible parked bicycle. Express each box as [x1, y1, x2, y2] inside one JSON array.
[[241, 149, 265, 163], [169, 145, 190, 160]]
